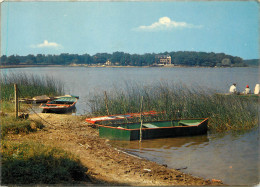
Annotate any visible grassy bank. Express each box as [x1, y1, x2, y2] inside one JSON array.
[[0, 72, 88, 185], [1, 115, 44, 138], [0, 72, 64, 101], [1, 141, 88, 185], [88, 82, 258, 132], [1, 114, 89, 185]]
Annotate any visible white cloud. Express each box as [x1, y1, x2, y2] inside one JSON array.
[[134, 17, 202, 31], [31, 40, 62, 48]]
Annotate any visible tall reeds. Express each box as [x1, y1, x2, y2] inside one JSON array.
[[88, 82, 258, 132], [0, 72, 64, 101]]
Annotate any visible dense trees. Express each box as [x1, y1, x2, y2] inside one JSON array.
[[243, 59, 259, 67], [0, 51, 246, 67], [6, 55, 20, 65]]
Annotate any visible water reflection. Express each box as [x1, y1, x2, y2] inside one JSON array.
[[110, 134, 209, 150], [109, 130, 259, 185]]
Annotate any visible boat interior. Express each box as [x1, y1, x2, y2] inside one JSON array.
[[103, 120, 203, 129], [50, 101, 75, 104]]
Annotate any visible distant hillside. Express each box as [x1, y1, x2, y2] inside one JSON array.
[[243, 59, 259, 67]]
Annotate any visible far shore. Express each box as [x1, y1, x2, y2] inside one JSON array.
[[0, 64, 253, 69], [0, 64, 66, 69]]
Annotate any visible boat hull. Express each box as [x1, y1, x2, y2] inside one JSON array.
[[98, 118, 208, 141], [216, 93, 260, 98], [40, 96, 77, 114], [42, 105, 76, 113]]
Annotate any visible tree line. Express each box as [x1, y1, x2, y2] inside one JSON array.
[[0, 51, 246, 67], [243, 59, 259, 67]]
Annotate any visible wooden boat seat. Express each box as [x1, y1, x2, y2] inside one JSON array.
[[179, 122, 199, 126], [143, 123, 159, 128]]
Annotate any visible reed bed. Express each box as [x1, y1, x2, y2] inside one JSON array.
[[0, 72, 64, 101], [88, 82, 258, 132], [1, 141, 88, 184]]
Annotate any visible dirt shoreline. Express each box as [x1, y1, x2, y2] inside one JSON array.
[[7, 113, 224, 186]]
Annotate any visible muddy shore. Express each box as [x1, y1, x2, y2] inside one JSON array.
[[7, 113, 223, 186]]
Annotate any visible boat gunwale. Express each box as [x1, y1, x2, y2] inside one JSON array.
[[55, 97, 78, 102], [85, 110, 164, 124], [97, 118, 208, 131]]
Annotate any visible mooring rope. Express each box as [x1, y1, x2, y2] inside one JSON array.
[[17, 87, 55, 127]]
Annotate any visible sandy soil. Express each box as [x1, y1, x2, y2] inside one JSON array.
[[7, 113, 224, 186]]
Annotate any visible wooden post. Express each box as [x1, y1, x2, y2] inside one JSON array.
[[139, 96, 143, 142], [14, 84, 18, 118]]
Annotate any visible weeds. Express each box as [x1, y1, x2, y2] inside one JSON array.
[[1, 115, 44, 138], [88, 82, 258, 132], [0, 100, 28, 113]]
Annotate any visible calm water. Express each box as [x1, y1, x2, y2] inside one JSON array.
[[2, 66, 259, 185], [2, 66, 259, 115], [110, 129, 259, 185]]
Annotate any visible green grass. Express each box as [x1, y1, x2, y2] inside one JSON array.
[[0, 72, 64, 101], [0, 101, 16, 112], [1, 115, 44, 138], [0, 100, 28, 113], [1, 141, 88, 184], [87, 82, 258, 132]]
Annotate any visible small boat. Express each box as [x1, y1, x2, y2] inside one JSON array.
[[39, 96, 78, 113], [19, 95, 55, 103], [85, 111, 164, 124], [97, 118, 208, 141], [31, 95, 52, 103], [216, 93, 260, 98]]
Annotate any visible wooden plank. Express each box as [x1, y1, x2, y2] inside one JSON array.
[[142, 123, 159, 128]]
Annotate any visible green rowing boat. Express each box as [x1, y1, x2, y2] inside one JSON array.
[[98, 118, 208, 141]]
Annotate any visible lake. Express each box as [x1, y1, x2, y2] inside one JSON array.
[[2, 66, 259, 185], [109, 129, 259, 185], [3, 66, 259, 115]]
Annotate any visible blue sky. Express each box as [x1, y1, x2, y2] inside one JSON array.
[[1, 1, 259, 59]]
